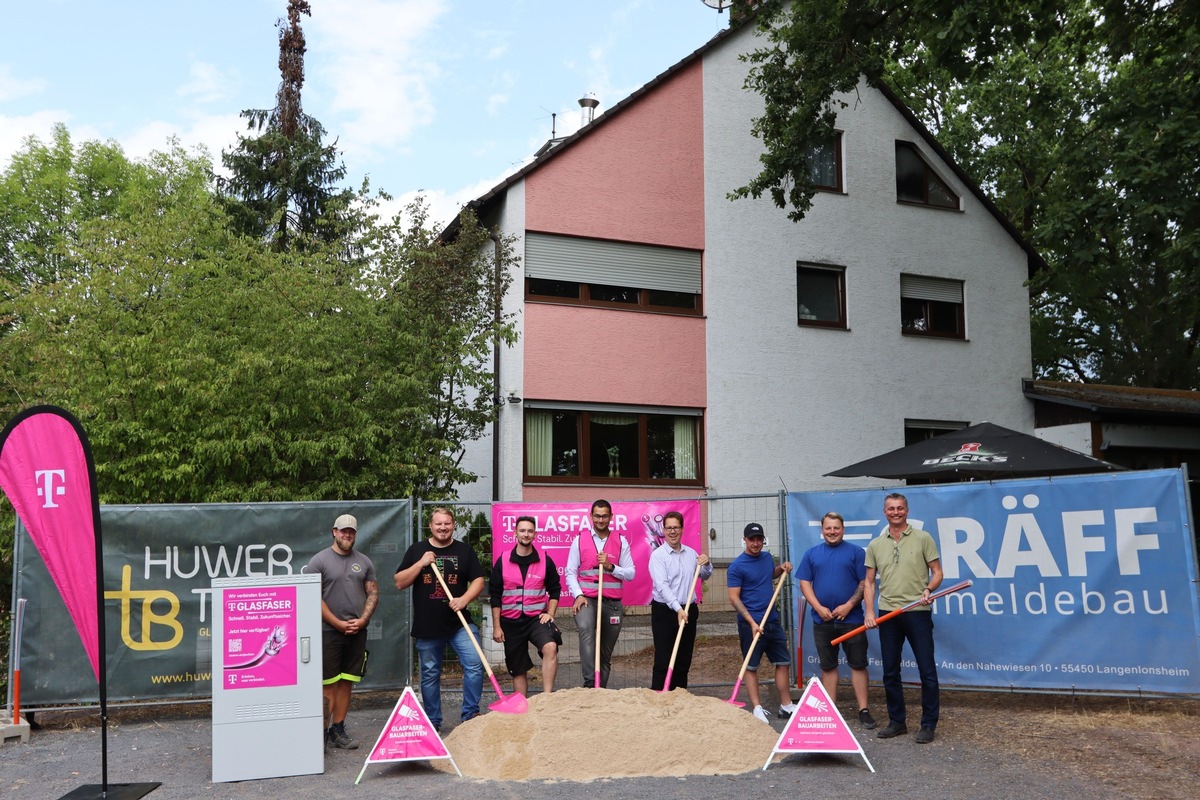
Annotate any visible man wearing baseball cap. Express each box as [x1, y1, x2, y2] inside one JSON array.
[[305, 513, 378, 749], [727, 522, 797, 723]]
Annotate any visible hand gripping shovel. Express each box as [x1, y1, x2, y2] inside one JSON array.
[[429, 561, 527, 714], [726, 575, 787, 707], [660, 562, 703, 693], [831, 579, 973, 645]]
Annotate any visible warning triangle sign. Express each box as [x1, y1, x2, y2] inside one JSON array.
[[355, 686, 460, 783], [764, 676, 874, 772]]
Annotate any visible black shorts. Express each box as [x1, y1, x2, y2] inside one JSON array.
[[500, 615, 558, 676], [812, 621, 868, 671], [323, 628, 368, 684]]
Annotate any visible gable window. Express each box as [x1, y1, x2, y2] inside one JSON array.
[[796, 262, 846, 329], [901, 274, 965, 339], [895, 141, 958, 209], [525, 233, 702, 315], [807, 131, 843, 192], [524, 404, 702, 485]]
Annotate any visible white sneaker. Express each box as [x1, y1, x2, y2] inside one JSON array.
[[778, 702, 798, 718], [752, 705, 770, 724]]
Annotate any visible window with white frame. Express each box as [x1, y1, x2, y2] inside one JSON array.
[[900, 274, 965, 339], [524, 404, 702, 485], [796, 262, 846, 328]]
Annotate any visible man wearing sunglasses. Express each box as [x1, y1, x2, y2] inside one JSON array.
[[864, 493, 943, 744]]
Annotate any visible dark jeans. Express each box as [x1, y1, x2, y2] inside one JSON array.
[[878, 609, 939, 729], [650, 601, 699, 691]]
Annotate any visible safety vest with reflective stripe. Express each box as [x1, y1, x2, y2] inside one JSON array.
[[500, 548, 550, 619], [577, 533, 624, 600]]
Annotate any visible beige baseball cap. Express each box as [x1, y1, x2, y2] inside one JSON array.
[[333, 514, 358, 531]]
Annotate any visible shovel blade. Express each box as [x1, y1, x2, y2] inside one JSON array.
[[488, 693, 528, 714]]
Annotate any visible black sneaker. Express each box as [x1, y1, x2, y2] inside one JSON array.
[[858, 708, 877, 729], [915, 725, 936, 744], [331, 729, 359, 750], [876, 721, 908, 739]]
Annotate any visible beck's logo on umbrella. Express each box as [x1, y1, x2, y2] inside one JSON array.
[[922, 441, 1009, 468]]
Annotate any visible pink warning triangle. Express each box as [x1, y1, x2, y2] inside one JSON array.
[[765, 676, 874, 772], [358, 686, 459, 782]]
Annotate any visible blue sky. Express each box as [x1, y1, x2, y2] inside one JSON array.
[[1, 1, 734, 225]]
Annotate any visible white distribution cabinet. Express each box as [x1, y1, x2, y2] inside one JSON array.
[[211, 574, 324, 782]]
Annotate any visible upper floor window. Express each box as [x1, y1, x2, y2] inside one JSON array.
[[525, 233, 702, 315], [807, 131, 843, 192], [796, 262, 846, 329], [895, 141, 958, 209], [524, 405, 702, 485], [904, 419, 969, 446], [527, 278, 699, 313], [901, 274, 965, 339]]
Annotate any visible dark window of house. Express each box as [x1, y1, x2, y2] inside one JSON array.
[[797, 263, 847, 328], [524, 407, 701, 484], [900, 274, 965, 339], [896, 141, 958, 209]]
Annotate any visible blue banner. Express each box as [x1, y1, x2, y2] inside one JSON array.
[[787, 469, 1200, 694]]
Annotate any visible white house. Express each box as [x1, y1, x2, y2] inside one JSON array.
[[451, 18, 1037, 505]]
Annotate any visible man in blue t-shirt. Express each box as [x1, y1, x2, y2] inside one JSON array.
[[797, 511, 877, 729], [727, 522, 796, 723]]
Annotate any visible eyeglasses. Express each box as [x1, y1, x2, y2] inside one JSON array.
[[892, 543, 900, 564], [663, 525, 683, 532]]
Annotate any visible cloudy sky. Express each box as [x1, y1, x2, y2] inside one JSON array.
[[2, 0, 733, 225]]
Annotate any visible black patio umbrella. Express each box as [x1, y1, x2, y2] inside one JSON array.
[[825, 421, 1126, 480]]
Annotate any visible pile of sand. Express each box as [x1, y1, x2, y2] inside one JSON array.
[[436, 687, 781, 781]]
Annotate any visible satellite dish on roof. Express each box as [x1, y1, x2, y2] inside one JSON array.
[[700, 0, 734, 11]]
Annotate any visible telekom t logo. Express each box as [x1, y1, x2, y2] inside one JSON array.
[[35, 469, 66, 508]]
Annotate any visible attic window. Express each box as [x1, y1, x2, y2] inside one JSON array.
[[895, 141, 958, 209]]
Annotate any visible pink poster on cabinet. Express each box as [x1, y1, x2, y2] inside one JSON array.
[[221, 586, 298, 690]]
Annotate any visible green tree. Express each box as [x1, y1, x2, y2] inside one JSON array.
[[370, 199, 519, 498], [4, 137, 517, 504], [217, 0, 360, 252], [737, 0, 1200, 388]]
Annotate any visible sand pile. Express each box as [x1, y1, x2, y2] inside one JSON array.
[[436, 687, 781, 781]]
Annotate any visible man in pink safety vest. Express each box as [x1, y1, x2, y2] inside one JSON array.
[[489, 515, 562, 696], [566, 499, 636, 688]]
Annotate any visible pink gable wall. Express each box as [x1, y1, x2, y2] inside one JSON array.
[[524, 304, 707, 407], [526, 59, 704, 249]]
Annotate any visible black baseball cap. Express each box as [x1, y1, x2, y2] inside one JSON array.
[[743, 522, 765, 539]]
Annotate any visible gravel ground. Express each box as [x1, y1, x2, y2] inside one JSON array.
[[1, 686, 1133, 800]]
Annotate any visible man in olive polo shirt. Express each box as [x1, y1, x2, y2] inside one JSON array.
[[864, 493, 943, 743]]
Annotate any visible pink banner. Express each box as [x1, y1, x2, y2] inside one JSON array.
[[490, 500, 704, 605], [0, 407, 101, 681]]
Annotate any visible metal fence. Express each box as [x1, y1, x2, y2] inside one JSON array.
[[411, 494, 795, 698]]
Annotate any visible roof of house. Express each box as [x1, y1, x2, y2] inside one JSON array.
[[442, 15, 1044, 275], [1023, 379, 1200, 418]]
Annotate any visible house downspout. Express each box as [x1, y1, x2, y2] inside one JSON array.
[[489, 230, 502, 502]]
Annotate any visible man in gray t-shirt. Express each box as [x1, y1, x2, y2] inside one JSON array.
[[305, 513, 377, 749]]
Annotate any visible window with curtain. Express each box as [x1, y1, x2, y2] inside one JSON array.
[[806, 131, 843, 192], [523, 406, 702, 485]]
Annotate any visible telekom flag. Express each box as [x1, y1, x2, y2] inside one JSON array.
[[0, 407, 101, 681]]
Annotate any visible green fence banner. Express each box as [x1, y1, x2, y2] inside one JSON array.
[[11, 500, 412, 707]]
